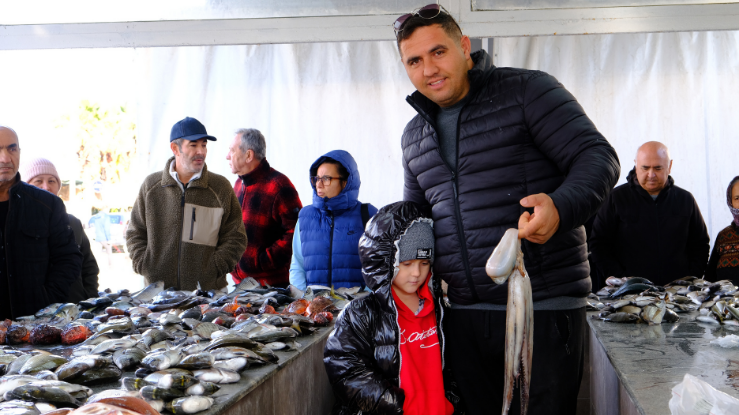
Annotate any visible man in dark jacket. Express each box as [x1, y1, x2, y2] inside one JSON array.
[[590, 141, 709, 285], [395, 6, 620, 414], [0, 126, 82, 320], [227, 128, 302, 287]]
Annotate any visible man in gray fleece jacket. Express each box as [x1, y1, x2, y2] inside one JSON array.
[[126, 117, 247, 291]]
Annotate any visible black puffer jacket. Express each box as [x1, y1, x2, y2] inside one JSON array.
[[590, 169, 710, 285], [402, 50, 620, 305], [4, 176, 82, 318], [323, 202, 456, 415]]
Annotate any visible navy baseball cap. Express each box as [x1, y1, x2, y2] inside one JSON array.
[[170, 117, 217, 142]]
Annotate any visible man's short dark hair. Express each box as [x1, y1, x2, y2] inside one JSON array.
[[396, 9, 463, 52]]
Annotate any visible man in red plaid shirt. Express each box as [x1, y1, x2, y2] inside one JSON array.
[[227, 128, 302, 287]]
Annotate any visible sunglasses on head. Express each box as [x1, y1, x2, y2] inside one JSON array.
[[393, 3, 443, 34]]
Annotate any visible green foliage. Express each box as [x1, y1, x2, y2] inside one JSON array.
[[56, 100, 137, 186]]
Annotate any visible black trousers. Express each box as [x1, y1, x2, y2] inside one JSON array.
[[445, 307, 586, 415]]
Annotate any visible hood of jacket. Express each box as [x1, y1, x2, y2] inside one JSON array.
[[359, 201, 437, 313], [627, 167, 675, 201], [406, 49, 495, 123], [309, 150, 361, 213]]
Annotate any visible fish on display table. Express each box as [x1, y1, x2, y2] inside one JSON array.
[[0, 278, 359, 414]]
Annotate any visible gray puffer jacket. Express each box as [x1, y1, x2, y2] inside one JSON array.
[[402, 50, 620, 305]]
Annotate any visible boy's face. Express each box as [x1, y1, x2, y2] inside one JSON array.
[[393, 259, 431, 296]]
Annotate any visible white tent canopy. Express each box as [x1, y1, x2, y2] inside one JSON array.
[[1, 0, 738, 252], [3, 0, 739, 49]]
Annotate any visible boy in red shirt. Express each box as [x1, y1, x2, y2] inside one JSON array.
[[324, 201, 457, 415]]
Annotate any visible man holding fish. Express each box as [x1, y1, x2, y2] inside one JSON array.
[[394, 5, 620, 414]]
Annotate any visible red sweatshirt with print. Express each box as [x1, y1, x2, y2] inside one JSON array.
[[392, 282, 454, 415]]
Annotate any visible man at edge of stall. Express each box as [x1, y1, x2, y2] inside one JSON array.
[[227, 128, 301, 288], [0, 126, 82, 320], [395, 5, 621, 414], [126, 117, 246, 291], [590, 141, 710, 286]]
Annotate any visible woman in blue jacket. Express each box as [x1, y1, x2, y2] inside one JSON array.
[[289, 150, 377, 290]]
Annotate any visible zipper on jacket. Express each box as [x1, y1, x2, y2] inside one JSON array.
[[327, 210, 335, 287], [451, 104, 480, 303], [408, 93, 480, 302], [451, 172, 479, 302], [189, 207, 196, 240], [176, 191, 186, 289]]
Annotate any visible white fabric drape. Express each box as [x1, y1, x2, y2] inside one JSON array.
[[132, 32, 738, 248], [493, 31, 739, 243], [134, 43, 417, 211]]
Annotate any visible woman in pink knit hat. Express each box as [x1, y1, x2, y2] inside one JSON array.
[[21, 157, 100, 302]]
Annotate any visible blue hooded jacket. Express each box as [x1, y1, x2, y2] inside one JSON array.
[[289, 150, 377, 289]]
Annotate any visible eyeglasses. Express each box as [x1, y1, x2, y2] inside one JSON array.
[[393, 3, 443, 34], [310, 175, 345, 187]]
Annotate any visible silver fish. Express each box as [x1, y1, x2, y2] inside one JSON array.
[[618, 305, 642, 315], [145, 399, 165, 412], [131, 281, 165, 303], [142, 349, 184, 371], [0, 400, 41, 415], [213, 357, 248, 372], [264, 342, 288, 351], [113, 347, 147, 371], [235, 277, 261, 291], [32, 370, 57, 381], [155, 373, 198, 390], [166, 396, 215, 414], [5, 384, 81, 407], [248, 327, 298, 343], [176, 352, 215, 370], [192, 368, 240, 384], [55, 355, 111, 380], [0, 375, 38, 398], [19, 355, 67, 375], [26, 381, 92, 399], [641, 301, 666, 325], [90, 338, 137, 355], [159, 313, 182, 325], [605, 276, 624, 287], [34, 303, 64, 319], [696, 315, 720, 325], [50, 303, 80, 325], [185, 380, 220, 396]]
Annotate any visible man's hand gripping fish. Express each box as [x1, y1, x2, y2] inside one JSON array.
[[485, 228, 533, 415]]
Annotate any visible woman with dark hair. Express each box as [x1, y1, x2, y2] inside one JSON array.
[[289, 150, 377, 290], [706, 176, 739, 283]]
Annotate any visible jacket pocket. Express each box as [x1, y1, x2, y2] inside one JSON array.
[[181, 203, 223, 247], [20, 228, 50, 261]]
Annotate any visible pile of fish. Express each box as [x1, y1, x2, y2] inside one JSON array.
[[589, 276, 739, 326], [0, 278, 363, 414], [486, 229, 533, 415]]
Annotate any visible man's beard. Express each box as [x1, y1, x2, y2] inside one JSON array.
[[0, 164, 15, 181], [183, 157, 204, 174]]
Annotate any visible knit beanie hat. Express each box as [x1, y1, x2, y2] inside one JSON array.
[[21, 157, 60, 184], [397, 220, 435, 264]]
